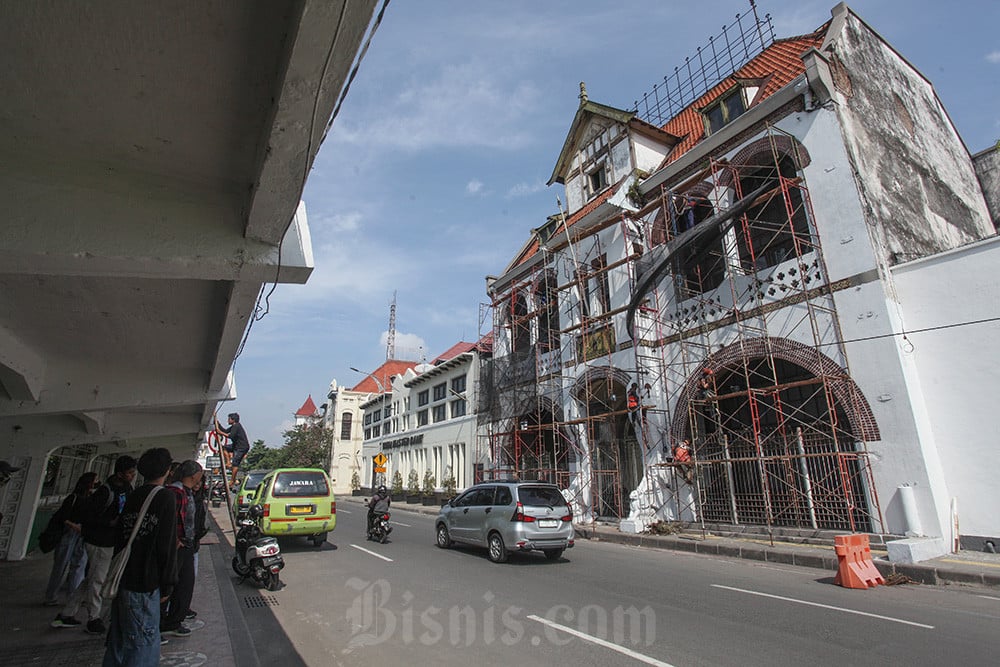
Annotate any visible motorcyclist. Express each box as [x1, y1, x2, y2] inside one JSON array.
[[367, 485, 391, 536]]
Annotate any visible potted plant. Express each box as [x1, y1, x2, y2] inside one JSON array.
[[390, 470, 405, 502], [350, 470, 362, 497], [421, 469, 438, 505], [406, 469, 421, 504], [441, 466, 458, 505]]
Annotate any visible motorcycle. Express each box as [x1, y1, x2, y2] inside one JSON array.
[[210, 480, 227, 508], [232, 504, 284, 591], [367, 510, 392, 544]]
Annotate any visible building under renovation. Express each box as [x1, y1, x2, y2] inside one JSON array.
[[478, 3, 998, 557]]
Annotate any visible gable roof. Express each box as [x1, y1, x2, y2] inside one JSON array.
[[350, 359, 419, 393], [432, 341, 477, 365], [295, 394, 320, 417], [506, 24, 829, 274]]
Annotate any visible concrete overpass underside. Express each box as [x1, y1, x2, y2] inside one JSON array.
[[0, 0, 379, 559]]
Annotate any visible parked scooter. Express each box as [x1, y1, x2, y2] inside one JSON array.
[[232, 504, 284, 591], [210, 480, 227, 508], [367, 510, 392, 544]]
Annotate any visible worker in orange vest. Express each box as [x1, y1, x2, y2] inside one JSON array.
[[627, 383, 641, 425], [673, 439, 695, 483]]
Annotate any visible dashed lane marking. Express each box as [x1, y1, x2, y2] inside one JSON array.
[[711, 584, 934, 629], [527, 615, 674, 666], [350, 544, 394, 562]]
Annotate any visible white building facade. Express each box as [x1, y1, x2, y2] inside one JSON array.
[[481, 4, 998, 559]]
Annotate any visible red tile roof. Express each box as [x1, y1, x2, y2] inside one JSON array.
[[350, 359, 419, 393], [660, 27, 828, 166], [295, 394, 320, 417], [432, 341, 477, 365]]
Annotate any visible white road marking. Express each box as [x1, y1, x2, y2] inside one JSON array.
[[337, 509, 353, 514], [527, 614, 674, 667], [711, 584, 935, 629], [350, 544, 394, 562], [977, 595, 1000, 601], [390, 521, 411, 527]]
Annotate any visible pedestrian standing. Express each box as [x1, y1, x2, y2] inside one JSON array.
[[102, 447, 178, 667], [53, 455, 137, 634], [160, 460, 203, 637], [43, 472, 98, 606]]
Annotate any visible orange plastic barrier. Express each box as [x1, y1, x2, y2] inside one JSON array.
[[833, 534, 885, 589]]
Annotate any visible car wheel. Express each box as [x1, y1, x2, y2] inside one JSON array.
[[311, 534, 326, 547], [487, 532, 508, 563], [544, 548, 564, 561], [436, 523, 451, 549]]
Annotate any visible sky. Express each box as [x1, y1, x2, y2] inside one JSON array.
[[230, 0, 1000, 446]]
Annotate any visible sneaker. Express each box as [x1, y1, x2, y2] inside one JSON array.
[[42, 599, 61, 607], [185, 609, 197, 620], [162, 624, 192, 637], [85, 618, 107, 635], [51, 614, 82, 628], [160, 637, 169, 646]]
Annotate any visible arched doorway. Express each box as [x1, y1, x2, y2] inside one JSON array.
[[572, 367, 643, 518], [670, 339, 881, 532]]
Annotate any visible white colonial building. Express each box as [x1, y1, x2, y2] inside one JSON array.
[[481, 3, 998, 560], [360, 341, 491, 494]]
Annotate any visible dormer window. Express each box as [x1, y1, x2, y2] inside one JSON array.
[[703, 87, 747, 135], [587, 164, 608, 196]]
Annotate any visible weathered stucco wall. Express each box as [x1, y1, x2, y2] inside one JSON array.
[[824, 11, 993, 264], [972, 145, 1000, 229]]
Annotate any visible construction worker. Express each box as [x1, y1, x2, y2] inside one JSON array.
[[627, 383, 641, 424], [673, 439, 695, 484]]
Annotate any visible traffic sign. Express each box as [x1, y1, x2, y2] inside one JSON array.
[[373, 452, 388, 467], [374, 466, 386, 473], [206, 455, 221, 469]]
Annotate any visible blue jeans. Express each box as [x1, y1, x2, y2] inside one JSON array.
[[102, 589, 160, 667], [44, 529, 88, 603]]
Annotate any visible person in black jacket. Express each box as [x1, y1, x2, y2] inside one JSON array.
[[43, 472, 98, 605], [215, 412, 250, 491], [52, 455, 136, 634], [102, 447, 178, 666]]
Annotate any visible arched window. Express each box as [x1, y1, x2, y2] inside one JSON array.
[[736, 155, 811, 273], [535, 271, 560, 352], [340, 412, 353, 440]]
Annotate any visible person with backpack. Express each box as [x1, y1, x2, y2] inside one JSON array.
[[52, 455, 137, 635], [102, 447, 178, 666], [42, 472, 98, 606]]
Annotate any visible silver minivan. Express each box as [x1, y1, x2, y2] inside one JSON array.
[[435, 481, 574, 562]]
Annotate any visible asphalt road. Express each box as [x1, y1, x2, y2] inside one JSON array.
[[232, 501, 1000, 666]]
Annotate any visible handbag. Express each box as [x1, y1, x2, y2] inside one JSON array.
[[101, 486, 162, 600], [38, 492, 76, 554]]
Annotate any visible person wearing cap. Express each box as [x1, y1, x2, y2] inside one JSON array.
[[215, 412, 250, 492], [673, 439, 695, 484]]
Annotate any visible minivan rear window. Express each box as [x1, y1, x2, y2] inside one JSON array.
[[272, 471, 330, 497], [243, 472, 269, 491], [518, 485, 566, 507]]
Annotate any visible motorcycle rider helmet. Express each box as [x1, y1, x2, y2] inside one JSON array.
[[377, 485, 387, 495], [248, 504, 264, 519]]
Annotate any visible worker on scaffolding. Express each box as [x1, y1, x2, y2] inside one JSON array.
[[697, 369, 720, 435], [673, 439, 695, 484], [627, 383, 642, 425]]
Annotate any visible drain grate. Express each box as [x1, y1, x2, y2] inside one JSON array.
[[244, 594, 280, 608]]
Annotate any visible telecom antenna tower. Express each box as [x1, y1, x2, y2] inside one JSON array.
[[386, 290, 397, 360]]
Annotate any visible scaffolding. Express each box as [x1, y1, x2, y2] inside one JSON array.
[[478, 127, 884, 534], [631, 127, 884, 534]]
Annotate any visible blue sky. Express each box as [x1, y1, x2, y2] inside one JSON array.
[[231, 0, 1000, 445]]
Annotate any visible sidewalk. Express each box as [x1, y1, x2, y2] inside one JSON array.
[[343, 495, 1000, 589], [0, 513, 241, 667]]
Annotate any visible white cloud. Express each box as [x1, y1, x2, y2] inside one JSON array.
[[332, 60, 541, 153], [313, 211, 362, 233], [987, 51, 1000, 64], [379, 330, 427, 361], [507, 181, 546, 198], [466, 179, 484, 195]]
